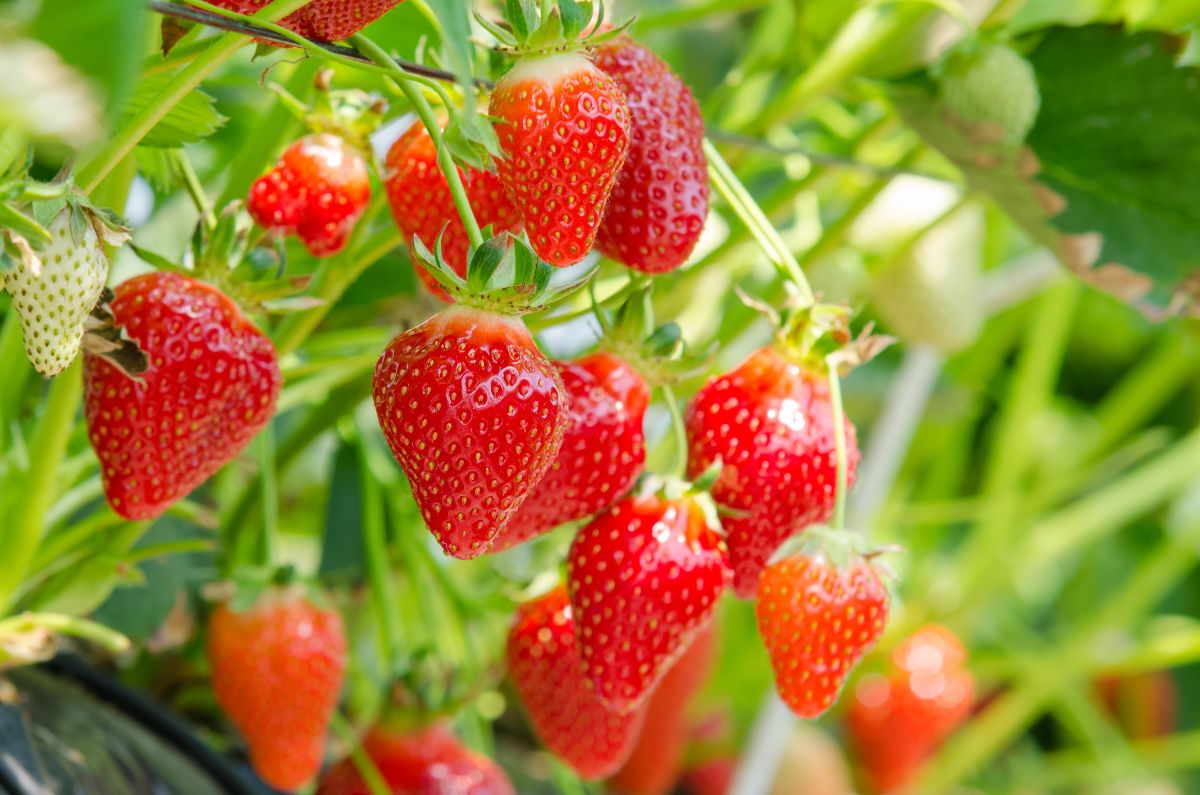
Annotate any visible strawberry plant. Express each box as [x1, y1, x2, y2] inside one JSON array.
[[1, 1, 1200, 794]]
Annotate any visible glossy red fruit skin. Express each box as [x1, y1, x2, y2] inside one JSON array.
[[318, 724, 514, 795], [608, 624, 718, 795], [384, 121, 523, 302], [592, 36, 709, 274], [248, 133, 371, 258], [208, 588, 347, 792], [685, 347, 860, 598], [492, 352, 649, 551], [756, 555, 889, 718], [847, 625, 975, 794], [489, 52, 631, 267], [208, 0, 403, 42], [568, 495, 730, 713], [83, 272, 281, 520], [507, 586, 647, 780], [372, 305, 568, 558]]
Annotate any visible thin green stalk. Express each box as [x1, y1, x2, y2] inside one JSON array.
[[330, 712, 392, 795], [357, 436, 403, 669], [0, 310, 32, 447], [0, 612, 130, 656], [827, 363, 848, 530], [0, 362, 83, 613], [78, 0, 316, 193], [172, 148, 216, 229], [703, 138, 814, 303], [351, 34, 482, 252], [258, 423, 279, 567], [660, 384, 688, 480]]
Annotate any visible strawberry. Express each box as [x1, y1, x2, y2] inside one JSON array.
[[755, 553, 889, 718], [83, 272, 281, 520], [592, 36, 709, 274], [940, 42, 1041, 145], [491, 352, 648, 551], [507, 586, 647, 780], [384, 120, 523, 302], [207, 0, 403, 42], [680, 758, 735, 795], [248, 133, 370, 258], [568, 495, 730, 713], [2, 206, 122, 377], [372, 304, 568, 558], [208, 587, 347, 792], [686, 346, 859, 598], [489, 51, 631, 266], [847, 625, 975, 793], [608, 624, 718, 795], [318, 724, 513, 795]]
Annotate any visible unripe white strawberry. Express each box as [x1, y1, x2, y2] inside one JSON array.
[[940, 42, 1041, 145], [3, 208, 111, 377]]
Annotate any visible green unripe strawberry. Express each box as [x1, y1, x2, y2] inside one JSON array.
[[940, 43, 1040, 145], [2, 206, 125, 377]]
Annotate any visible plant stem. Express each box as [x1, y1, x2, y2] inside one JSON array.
[[258, 422, 279, 567], [660, 384, 689, 480], [357, 434, 403, 670], [78, 0, 316, 194], [827, 362, 848, 531], [172, 148, 216, 230], [329, 712, 392, 795], [0, 612, 130, 656], [703, 138, 814, 304], [0, 310, 32, 448], [351, 34, 483, 252]]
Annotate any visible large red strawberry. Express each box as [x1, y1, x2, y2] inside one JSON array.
[[248, 133, 371, 257], [83, 272, 281, 520], [317, 724, 514, 794], [593, 36, 709, 274], [489, 52, 631, 266], [491, 352, 648, 551], [756, 553, 889, 718], [384, 121, 523, 301], [608, 624, 718, 795], [208, 0, 403, 42], [208, 587, 347, 791], [847, 625, 975, 793], [686, 346, 859, 598], [372, 305, 568, 558], [568, 495, 730, 713], [507, 586, 647, 779]]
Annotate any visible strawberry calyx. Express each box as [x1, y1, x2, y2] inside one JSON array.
[[768, 524, 897, 582], [203, 565, 328, 615], [595, 282, 709, 387], [269, 69, 386, 156], [476, 0, 631, 57], [412, 231, 598, 315], [0, 183, 129, 277], [738, 290, 892, 375]]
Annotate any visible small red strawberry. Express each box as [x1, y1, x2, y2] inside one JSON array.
[[83, 272, 281, 520], [593, 36, 709, 274], [208, 587, 347, 792], [507, 586, 647, 780], [608, 623, 718, 795], [318, 724, 514, 795], [755, 553, 889, 718], [847, 625, 975, 793], [686, 346, 860, 598], [489, 51, 631, 266], [208, 0, 403, 42], [680, 758, 735, 795], [568, 494, 730, 713], [248, 133, 371, 258], [372, 305, 568, 558], [384, 121, 523, 301], [492, 352, 648, 551]]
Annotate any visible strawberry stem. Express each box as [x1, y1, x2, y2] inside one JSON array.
[[258, 422, 279, 567], [172, 149, 216, 231], [827, 360, 849, 532], [330, 711, 392, 795], [357, 432, 403, 670], [661, 383, 689, 479], [351, 34, 486, 254]]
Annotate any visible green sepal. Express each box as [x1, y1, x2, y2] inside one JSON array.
[[467, 235, 508, 293], [596, 282, 710, 386], [0, 204, 52, 249]]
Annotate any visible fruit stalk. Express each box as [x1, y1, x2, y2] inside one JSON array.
[[826, 361, 848, 531]]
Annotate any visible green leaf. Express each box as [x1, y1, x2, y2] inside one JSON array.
[[428, 0, 479, 107], [134, 147, 182, 193], [1008, 0, 1200, 33], [121, 73, 228, 149]]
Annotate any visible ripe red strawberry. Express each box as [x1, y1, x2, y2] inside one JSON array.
[[592, 36, 709, 274], [680, 758, 735, 795], [686, 346, 860, 598], [608, 624, 718, 795], [492, 352, 648, 551], [248, 133, 371, 258], [372, 305, 568, 558], [507, 586, 647, 780], [568, 495, 730, 713], [208, 587, 347, 791], [847, 625, 975, 793], [208, 0, 403, 42], [489, 52, 631, 266], [317, 724, 514, 794], [756, 554, 889, 718], [83, 272, 281, 520], [384, 121, 523, 301]]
